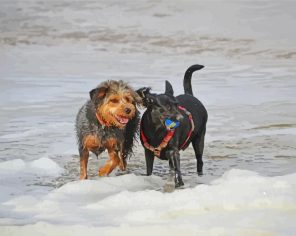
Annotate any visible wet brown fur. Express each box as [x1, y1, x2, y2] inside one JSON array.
[[75, 80, 141, 179], [98, 92, 137, 128]]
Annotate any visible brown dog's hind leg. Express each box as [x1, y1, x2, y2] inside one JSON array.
[[80, 149, 89, 180], [118, 151, 127, 171]]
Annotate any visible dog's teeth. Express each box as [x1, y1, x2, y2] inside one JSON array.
[[116, 116, 128, 124], [122, 118, 128, 123]]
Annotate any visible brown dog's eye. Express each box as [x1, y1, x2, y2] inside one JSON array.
[[110, 98, 119, 103], [125, 96, 131, 103]]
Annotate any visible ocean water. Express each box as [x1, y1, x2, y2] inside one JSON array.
[[0, 1, 296, 235]]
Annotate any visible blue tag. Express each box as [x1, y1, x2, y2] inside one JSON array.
[[165, 119, 180, 129]]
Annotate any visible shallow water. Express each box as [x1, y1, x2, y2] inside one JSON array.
[[1, 0, 296, 189], [0, 1, 296, 234], [1, 53, 295, 190]]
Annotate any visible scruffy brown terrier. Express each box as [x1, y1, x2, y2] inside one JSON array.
[[75, 80, 141, 179]]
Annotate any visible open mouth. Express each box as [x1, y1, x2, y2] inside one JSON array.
[[115, 115, 129, 125]]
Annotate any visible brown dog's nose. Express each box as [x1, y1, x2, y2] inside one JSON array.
[[125, 108, 131, 114]]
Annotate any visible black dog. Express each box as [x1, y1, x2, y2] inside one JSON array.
[[137, 65, 208, 187]]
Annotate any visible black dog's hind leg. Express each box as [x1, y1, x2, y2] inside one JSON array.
[[192, 132, 205, 176], [145, 149, 154, 176], [167, 149, 184, 187]]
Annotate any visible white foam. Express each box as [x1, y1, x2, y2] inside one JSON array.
[[29, 157, 64, 176], [0, 157, 64, 177], [0, 129, 47, 139], [1, 170, 295, 235], [2, 222, 271, 236], [0, 159, 26, 171], [0, 122, 73, 140]]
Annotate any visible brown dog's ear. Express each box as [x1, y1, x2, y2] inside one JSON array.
[[89, 85, 109, 101], [89, 88, 97, 101]]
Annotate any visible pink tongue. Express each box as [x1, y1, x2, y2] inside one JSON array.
[[118, 116, 129, 124]]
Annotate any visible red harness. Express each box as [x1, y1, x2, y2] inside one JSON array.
[[140, 106, 195, 157]]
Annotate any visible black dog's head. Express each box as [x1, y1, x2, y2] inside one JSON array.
[[137, 81, 183, 127]]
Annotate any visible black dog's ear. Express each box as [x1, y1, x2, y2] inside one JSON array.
[[136, 87, 157, 107], [165, 80, 174, 96], [136, 87, 151, 99], [89, 85, 108, 101]]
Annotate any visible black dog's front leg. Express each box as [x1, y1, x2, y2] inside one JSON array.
[[167, 149, 184, 188], [145, 149, 154, 176]]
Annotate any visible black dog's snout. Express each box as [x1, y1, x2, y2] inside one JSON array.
[[125, 108, 131, 114]]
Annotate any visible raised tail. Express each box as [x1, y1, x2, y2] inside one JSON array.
[[183, 64, 204, 95]]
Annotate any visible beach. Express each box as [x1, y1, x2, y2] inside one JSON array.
[[0, 1, 296, 235]]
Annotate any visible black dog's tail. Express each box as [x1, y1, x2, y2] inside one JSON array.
[[183, 64, 204, 96]]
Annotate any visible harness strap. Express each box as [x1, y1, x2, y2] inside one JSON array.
[[178, 106, 195, 150], [141, 129, 175, 157], [140, 106, 195, 157]]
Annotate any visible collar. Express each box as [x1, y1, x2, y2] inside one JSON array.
[[96, 112, 110, 128]]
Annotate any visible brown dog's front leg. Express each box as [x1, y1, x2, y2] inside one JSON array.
[[98, 151, 120, 176]]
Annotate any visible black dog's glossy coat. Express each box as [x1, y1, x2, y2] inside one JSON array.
[[137, 65, 207, 187]]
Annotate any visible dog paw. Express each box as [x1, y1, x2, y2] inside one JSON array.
[[98, 167, 108, 177], [79, 172, 88, 180], [79, 175, 88, 180], [118, 160, 127, 171], [175, 177, 185, 188], [163, 182, 175, 193], [175, 181, 185, 188]]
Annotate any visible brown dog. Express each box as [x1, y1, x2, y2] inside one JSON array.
[[75, 80, 141, 179]]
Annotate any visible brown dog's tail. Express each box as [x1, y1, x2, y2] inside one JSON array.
[[184, 64, 204, 96]]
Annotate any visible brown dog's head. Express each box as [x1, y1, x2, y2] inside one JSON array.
[[90, 80, 141, 129]]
